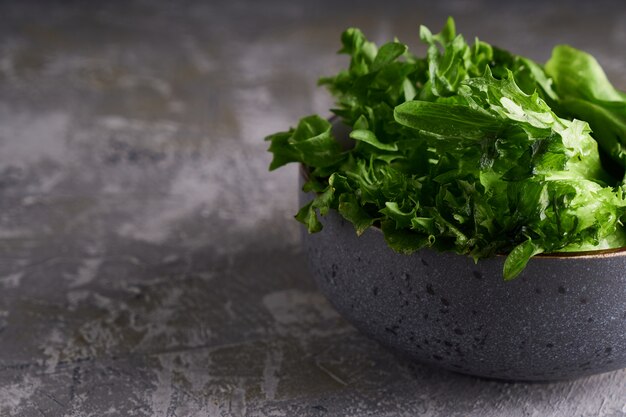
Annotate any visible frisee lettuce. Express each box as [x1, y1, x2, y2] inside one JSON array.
[[265, 17, 626, 280]]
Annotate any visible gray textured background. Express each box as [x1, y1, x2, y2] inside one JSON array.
[[0, 1, 625, 416]]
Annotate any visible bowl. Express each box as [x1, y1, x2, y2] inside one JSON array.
[[299, 121, 626, 381]]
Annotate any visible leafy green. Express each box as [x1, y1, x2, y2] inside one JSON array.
[[266, 18, 626, 280], [546, 45, 626, 172], [394, 100, 502, 139], [350, 129, 398, 151]]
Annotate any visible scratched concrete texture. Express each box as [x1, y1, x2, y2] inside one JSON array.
[[0, 1, 625, 416]]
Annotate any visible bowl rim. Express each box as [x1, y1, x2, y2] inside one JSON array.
[[299, 120, 626, 260]]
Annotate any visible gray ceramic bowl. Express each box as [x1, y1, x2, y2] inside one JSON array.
[[300, 121, 626, 381]]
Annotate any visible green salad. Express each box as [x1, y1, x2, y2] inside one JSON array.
[[266, 18, 626, 280]]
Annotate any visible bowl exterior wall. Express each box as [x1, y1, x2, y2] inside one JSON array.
[[302, 205, 626, 381]]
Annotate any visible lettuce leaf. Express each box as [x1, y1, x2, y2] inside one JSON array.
[[546, 45, 626, 174]]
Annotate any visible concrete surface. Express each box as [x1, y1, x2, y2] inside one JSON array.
[[0, 1, 625, 416]]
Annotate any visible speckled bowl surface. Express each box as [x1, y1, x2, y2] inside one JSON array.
[[299, 123, 626, 382], [301, 208, 626, 381]]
